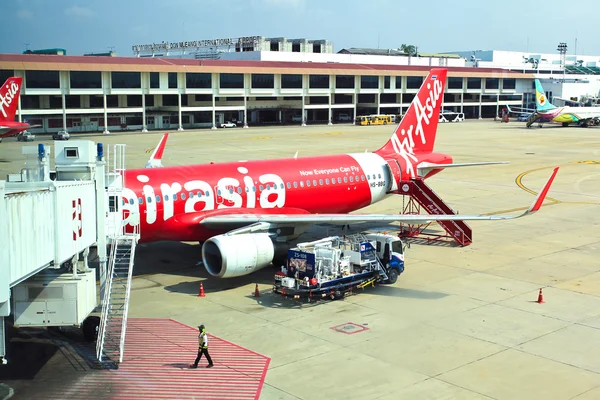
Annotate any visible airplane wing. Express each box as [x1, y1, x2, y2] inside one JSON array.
[[200, 167, 559, 229], [145, 133, 169, 168]]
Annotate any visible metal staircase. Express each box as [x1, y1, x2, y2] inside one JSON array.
[[397, 179, 472, 246], [96, 235, 137, 366], [345, 233, 389, 281], [95, 143, 140, 368]]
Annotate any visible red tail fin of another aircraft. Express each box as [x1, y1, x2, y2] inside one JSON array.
[[375, 68, 447, 156], [0, 77, 23, 123]]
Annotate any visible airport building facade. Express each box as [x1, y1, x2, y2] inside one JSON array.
[[0, 53, 532, 134]]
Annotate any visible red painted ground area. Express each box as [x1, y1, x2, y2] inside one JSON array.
[[43, 318, 270, 400]]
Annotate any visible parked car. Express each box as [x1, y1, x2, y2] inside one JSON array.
[[292, 115, 303, 122], [337, 113, 352, 122], [517, 113, 531, 122], [219, 121, 237, 128], [52, 130, 70, 140], [17, 131, 35, 141]]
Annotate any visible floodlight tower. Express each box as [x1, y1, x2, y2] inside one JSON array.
[[557, 42, 568, 82]]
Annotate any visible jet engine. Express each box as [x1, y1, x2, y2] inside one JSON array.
[[202, 233, 275, 278]]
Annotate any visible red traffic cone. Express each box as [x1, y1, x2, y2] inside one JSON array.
[[537, 288, 544, 304], [198, 282, 206, 297], [254, 284, 260, 298]]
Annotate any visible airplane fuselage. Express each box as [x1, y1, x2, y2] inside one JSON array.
[[541, 105, 600, 124], [120, 150, 451, 243]]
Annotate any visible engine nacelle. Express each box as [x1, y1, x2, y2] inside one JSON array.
[[202, 233, 275, 278]]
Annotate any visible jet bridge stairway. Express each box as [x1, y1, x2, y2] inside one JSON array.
[[396, 179, 472, 246], [526, 113, 542, 128], [95, 235, 138, 368]]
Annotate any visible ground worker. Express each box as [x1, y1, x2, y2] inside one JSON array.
[[189, 324, 214, 368]]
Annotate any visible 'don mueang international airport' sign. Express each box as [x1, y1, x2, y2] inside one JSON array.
[[132, 36, 261, 53]]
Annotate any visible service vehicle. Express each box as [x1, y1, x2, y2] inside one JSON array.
[[273, 233, 406, 300]]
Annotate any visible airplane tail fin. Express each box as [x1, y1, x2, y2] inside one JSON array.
[[535, 79, 557, 112], [375, 68, 447, 157], [0, 77, 23, 122], [145, 133, 169, 168]]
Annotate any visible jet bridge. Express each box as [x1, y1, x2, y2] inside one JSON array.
[[0, 140, 134, 365]]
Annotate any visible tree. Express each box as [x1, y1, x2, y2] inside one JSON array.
[[400, 44, 417, 56]]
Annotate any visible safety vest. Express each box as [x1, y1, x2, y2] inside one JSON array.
[[198, 330, 208, 349]]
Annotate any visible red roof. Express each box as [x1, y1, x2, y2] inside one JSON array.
[[0, 53, 529, 77]]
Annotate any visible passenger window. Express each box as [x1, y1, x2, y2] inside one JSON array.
[[294, 182, 298, 188], [337, 177, 342, 183], [312, 180, 317, 186], [325, 178, 330, 184], [266, 184, 271, 190], [280, 183, 284, 189], [189, 192, 194, 198], [237, 187, 242, 194], [181, 193, 186, 200], [156, 195, 161, 202], [197, 192, 202, 197], [147, 196, 152, 203], [252, 186, 256, 192], [367, 174, 371, 180], [287, 182, 291, 189], [349, 176, 354, 182], [217, 189, 221, 196], [259, 185, 264, 191], [319, 179, 323, 185], [378, 174, 381, 179], [205, 190, 210, 196], [343, 177, 348, 183], [300, 181, 304, 187], [306, 180, 311, 187], [129, 199, 134, 205], [138, 197, 143, 204], [361, 176, 365, 181]]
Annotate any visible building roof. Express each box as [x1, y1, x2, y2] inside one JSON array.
[[0, 53, 531, 78]]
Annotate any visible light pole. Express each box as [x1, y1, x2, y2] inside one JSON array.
[[557, 42, 568, 82]]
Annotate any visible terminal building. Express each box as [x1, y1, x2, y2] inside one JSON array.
[[2, 36, 599, 135]]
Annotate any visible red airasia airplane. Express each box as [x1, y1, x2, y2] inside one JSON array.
[[0, 77, 38, 138], [118, 68, 559, 278]]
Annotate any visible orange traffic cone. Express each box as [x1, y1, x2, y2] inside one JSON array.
[[198, 282, 206, 297], [537, 288, 544, 304], [254, 284, 260, 298]]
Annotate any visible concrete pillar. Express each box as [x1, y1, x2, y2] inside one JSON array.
[[352, 94, 357, 125], [62, 94, 67, 132], [211, 95, 217, 129], [243, 95, 248, 128], [142, 94, 148, 132], [478, 99, 482, 120], [103, 94, 110, 134], [328, 94, 333, 125], [177, 94, 184, 131], [301, 95, 306, 126], [17, 95, 22, 123]]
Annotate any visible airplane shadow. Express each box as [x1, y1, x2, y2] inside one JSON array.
[[163, 363, 192, 369]]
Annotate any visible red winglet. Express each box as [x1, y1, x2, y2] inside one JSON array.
[[528, 167, 559, 213]]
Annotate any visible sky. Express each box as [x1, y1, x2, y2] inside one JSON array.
[[1, 0, 599, 58]]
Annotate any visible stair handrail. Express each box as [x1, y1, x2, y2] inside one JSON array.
[[118, 239, 137, 363], [96, 237, 119, 361]]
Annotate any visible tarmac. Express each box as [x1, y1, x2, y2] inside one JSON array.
[[1, 119, 600, 399]]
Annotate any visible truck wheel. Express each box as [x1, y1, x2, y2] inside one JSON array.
[[82, 316, 100, 342], [387, 269, 399, 284]]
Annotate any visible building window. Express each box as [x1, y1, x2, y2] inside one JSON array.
[[65, 95, 80, 108], [384, 76, 390, 89], [26, 70, 60, 89], [309, 75, 329, 89], [467, 78, 481, 89], [335, 75, 354, 89], [281, 74, 302, 89], [111, 72, 141, 89], [163, 94, 178, 106], [150, 72, 159, 89], [127, 95, 143, 107], [195, 94, 212, 101], [406, 76, 423, 89], [448, 77, 463, 89], [186, 73, 211, 89], [503, 78, 516, 90], [361, 76, 378, 89], [251, 74, 274, 89], [0, 70, 14, 84], [220, 73, 244, 89], [145, 94, 154, 107], [20, 95, 40, 109], [90, 95, 103, 108], [106, 95, 118, 107], [70, 71, 102, 89], [485, 78, 499, 90], [168, 72, 178, 89], [395, 76, 403, 89]]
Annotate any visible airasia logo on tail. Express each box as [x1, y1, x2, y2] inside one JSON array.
[[0, 78, 21, 120], [391, 74, 444, 177]]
